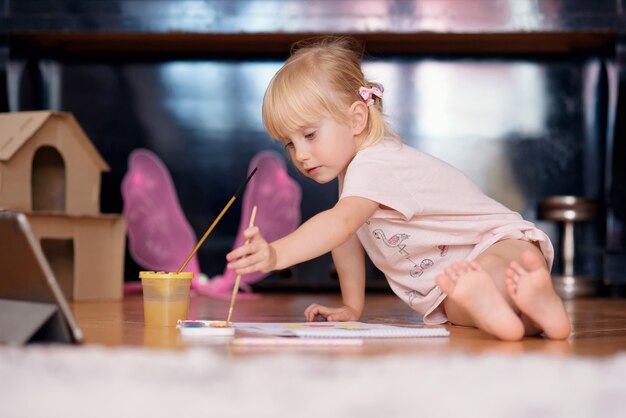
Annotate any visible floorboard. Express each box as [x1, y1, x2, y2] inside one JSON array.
[[70, 292, 626, 357]]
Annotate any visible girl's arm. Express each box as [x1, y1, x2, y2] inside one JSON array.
[[227, 196, 378, 275], [304, 234, 366, 321]]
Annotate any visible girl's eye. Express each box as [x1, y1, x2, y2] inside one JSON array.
[[304, 131, 316, 139], [283, 141, 294, 150]]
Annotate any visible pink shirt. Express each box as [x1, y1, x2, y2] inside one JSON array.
[[340, 138, 553, 324]]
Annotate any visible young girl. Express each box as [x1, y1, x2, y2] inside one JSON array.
[[226, 37, 571, 341]]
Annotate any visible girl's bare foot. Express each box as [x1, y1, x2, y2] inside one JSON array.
[[436, 261, 525, 341], [505, 250, 571, 340]]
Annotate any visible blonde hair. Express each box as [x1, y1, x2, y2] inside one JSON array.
[[262, 36, 399, 149]]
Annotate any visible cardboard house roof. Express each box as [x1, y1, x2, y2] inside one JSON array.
[[0, 111, 109, 171]]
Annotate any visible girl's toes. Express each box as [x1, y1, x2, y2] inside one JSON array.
[[444, 267, 457, 279], [506, 278, 517, 296], [451, 263, 468, 276], [505, 268, 519, 283], [435, 274, 455, 295]]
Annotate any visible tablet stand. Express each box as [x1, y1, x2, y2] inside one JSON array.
[[0, 299, 72, 344]]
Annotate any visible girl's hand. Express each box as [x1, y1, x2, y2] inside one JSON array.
[[304, 303, 360, 322], [226, 226, 277, 274]]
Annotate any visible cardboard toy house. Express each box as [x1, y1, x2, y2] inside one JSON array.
[[0, 111, 126, 301]]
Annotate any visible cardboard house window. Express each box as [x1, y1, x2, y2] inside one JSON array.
[[31, 145, 66, 212]]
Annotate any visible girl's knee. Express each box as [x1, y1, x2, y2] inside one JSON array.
[[478, 239, 545, 269]]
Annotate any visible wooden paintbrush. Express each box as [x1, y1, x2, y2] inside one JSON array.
[[177, 167, 257, 273], [226, 205, 257, 324]]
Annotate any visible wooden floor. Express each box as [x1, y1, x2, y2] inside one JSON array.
[[71, 292, 626, 357]]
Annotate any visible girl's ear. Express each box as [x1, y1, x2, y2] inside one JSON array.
[[349, 101, 369, 136]]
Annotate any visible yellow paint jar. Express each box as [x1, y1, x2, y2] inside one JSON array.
[[140, 271, 193, 327]]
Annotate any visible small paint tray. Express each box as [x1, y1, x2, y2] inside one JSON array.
[[177, 320, 236, 337]]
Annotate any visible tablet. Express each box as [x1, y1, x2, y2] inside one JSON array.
[[0, 211, 84, 344]]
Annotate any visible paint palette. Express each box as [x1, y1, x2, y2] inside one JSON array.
[[177, 320, 236, 337]]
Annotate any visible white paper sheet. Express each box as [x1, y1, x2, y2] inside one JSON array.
[[233, 321, 449, 338]]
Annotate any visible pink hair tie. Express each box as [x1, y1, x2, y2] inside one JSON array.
[[359, 86, 383, 106]]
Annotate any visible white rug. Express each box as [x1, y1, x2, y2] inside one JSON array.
[[2, 346, 625, 418]]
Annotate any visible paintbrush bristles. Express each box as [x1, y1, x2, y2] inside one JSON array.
[[226, 205, 258, 324]]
